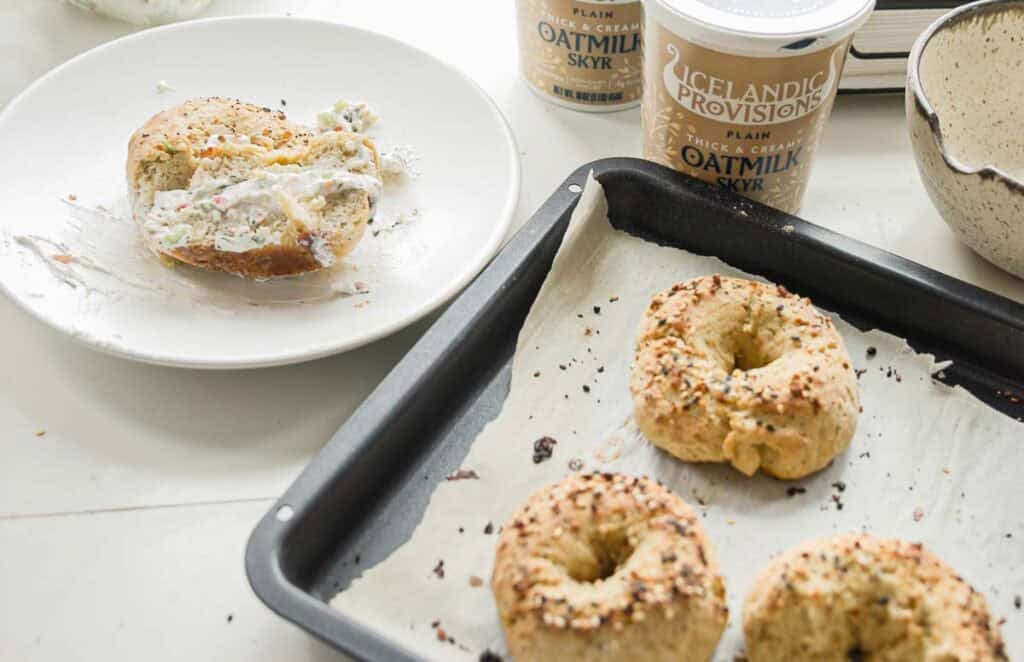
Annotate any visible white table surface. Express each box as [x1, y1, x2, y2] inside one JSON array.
[[2, 2, 1022, 661]]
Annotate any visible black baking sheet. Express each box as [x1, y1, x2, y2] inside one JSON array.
[[246, 158, 1024, 662]]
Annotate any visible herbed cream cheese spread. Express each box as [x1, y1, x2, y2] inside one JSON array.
[[142, 101, 382, 267]]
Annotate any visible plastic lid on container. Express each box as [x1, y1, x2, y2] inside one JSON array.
[[647, 0, 876, 56]]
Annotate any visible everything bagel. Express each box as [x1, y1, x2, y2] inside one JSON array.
[[743, 533, 1007, 660], [630, 275, 860, 479], [491, 473, 727, 661]]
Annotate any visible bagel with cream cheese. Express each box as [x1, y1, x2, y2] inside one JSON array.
[[126, 97, 381, 279]]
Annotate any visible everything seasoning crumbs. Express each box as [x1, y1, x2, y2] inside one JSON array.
[[532, 436, 557, 464], [431, 620, 458, 645], [446, 469, 480, 481], [913, 507, 924, 522], [483, 522, 494, 535], [1015, 595, 1021, 610], [786, 487, 806, 497], [866, 346, 877, 358], [432, 560, 445, 579], [828, 481, 846, 510], [479, 651, 503, 662], [568, 457, 584, 472]]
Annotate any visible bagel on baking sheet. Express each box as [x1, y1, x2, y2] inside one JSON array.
[[630, 275, 860, 479], [127, 97, 382, 279], [743, 534, 1008, 661], [491, 473, 728, 662]]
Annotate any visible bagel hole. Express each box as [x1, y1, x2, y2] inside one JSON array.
[[568, 530, 634, 583], [731, 334, 783, 372]]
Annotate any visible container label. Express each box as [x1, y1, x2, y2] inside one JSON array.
[[517, 0, 644, 107], [661, 45, 842, 125], [642, 21, 849, 213]]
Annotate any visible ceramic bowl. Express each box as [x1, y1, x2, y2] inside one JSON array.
[[907, 0, 1024, 278]]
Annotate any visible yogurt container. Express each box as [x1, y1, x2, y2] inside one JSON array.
[[516, 0, 644, 112], [642, 0, 875, 213]]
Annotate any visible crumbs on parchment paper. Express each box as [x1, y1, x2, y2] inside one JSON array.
[[446, 468, 480, 481], [592, 436, 624, 463], [882, 366, 902, 382], [429, 621, 471, 651], [532, 436, 557, 464], [691, 488, 710, 508]]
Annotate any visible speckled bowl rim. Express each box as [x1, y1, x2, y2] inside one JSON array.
[[908, 0, 1024, 192]]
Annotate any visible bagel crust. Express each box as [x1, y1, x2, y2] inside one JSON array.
[[491, 473, 728, 662], [743, 534, 1008, 661], [630, 275, 860, 479]]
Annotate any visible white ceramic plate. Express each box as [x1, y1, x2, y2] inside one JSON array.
[[0, 17, 519, 368]]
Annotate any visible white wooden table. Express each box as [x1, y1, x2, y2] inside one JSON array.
[[2, 2, 1021, 660]]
